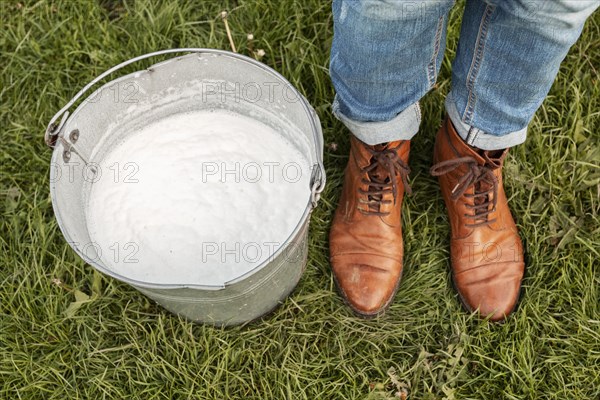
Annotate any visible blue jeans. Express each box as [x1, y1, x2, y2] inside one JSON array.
[[330, 0, 599, 149]]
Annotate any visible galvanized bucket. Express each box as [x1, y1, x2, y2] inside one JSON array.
[[45, 48, 326, 326]]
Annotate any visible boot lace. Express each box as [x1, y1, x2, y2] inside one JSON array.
[[358, 143, 412, 216], [430, 156, 500, 228]]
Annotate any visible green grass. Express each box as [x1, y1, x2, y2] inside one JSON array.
[[1, 1, 599, 399]]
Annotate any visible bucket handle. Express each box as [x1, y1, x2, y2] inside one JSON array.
[[45, 48, 217, 147], [44, 48, 326, 207]]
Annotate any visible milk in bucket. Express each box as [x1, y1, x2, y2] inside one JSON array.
[[85, 109, 311, 286]]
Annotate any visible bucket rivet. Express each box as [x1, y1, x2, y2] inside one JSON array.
[[63, 150, 71, 163], [69, 129, 80, 143]]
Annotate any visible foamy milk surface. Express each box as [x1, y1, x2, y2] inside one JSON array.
[[86, 109, 311, 285]]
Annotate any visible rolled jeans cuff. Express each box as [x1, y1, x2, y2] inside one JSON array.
[[332, 96, 422, 145], [445, 94, 527, 150]]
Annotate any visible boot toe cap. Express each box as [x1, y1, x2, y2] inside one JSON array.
[[454, 262, 523, 322], [331, 258, 402, 316]]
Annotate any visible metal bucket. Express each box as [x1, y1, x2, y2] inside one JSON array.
[[45, 48, 326, 326]]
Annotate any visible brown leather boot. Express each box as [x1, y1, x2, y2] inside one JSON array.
[[329, 136, 411, 317], [431, 118, 525, 322]]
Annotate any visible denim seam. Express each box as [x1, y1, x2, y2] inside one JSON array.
[[428, 16, 445, 87], [465, 127, 474, 143], [472, 129, 480, 145], [462, 3, 495, 124]]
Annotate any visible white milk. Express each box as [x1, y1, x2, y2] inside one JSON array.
[[85, 109, 311, 286]]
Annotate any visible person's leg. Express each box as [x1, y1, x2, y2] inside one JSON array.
[[447, 0, 599, 150], [432, 0, 599, 321], [329, 0, 454, 316], [330, 0, 455, 145]]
